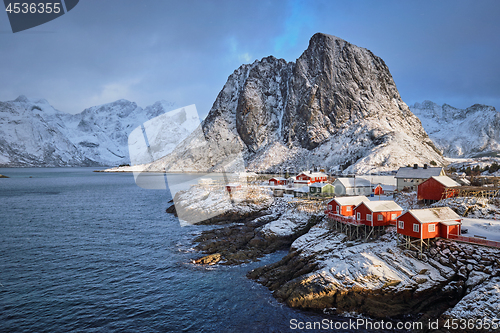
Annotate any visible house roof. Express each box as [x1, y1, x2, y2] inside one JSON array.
[[269, 177, 287, 181], [357, 200, 402, 212], [428, 176, 460, 187], [334, 177, 371, 188], [406, 207, 461, 224], [297, 171, 327, 178], [332, 195, 369, 206], [395, 166, 444, 179], [310, 182, 331, 188]]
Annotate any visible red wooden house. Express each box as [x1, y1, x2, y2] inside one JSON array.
[[295, 171, 328, 186], [326, 196, 369, 217], [225, 183, 242, 193], [417, 176, 460, 204], [353, 201, 402, 227], [373, 184, 396, 196], [269, 177, 287, 186], [397, 207, 461, 250]]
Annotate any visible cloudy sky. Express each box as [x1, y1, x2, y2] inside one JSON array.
[[0, 0, 499, 117]]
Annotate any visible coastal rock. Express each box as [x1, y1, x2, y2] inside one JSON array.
[[442, 277, 500, 331], [194, 253, 222, 265], [249, 222, 458, 318], [0, 174, 8, 178], [172, 184, 273, 225]]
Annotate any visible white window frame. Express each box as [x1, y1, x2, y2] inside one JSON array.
[[346, 206, 351, 212], [366, 214, 372, 221], [398, 221, 404, 229], [413, 223, 419, 232], [391, 213, 397, 220], [357, 212, 361, 220], [328, 204, 332, 211], [336, 205, 339, 213], [428, 224, 435, 232], [378, 214, 383, 221]]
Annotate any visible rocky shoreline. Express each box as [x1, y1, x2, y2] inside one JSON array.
[[166, 186, 500, 331]]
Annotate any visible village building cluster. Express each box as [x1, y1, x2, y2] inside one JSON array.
[[263, 165, 499, 252]]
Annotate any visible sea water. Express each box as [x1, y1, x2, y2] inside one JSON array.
[[0, 168, 387, 332]]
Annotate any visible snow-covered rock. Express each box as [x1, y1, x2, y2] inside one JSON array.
[[443, 277, 500, 325], [147, 33, 445, 174], [172, 183, 273, 225], [411, 100, 500, 158]]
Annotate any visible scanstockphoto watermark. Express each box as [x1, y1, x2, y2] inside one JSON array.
[[289, 318, 423, 331]]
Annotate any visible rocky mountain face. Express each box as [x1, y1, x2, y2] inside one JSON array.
[[0, 96, 183, 167], [149, 33, 444, 174], [410, 100, 500, 157]]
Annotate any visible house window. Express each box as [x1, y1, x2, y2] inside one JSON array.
[[378, 214, 383, 221], [391, 213, 397, 220], [367, 214, 372, 221], [357, 212, 361, 220], [346, 206, 351, 212], [336, 206, 339, 213], [428, 224, 435, 232], [398, 221, 404, 229], [328, 205, 332, 211], [413, 224, 419, 232]]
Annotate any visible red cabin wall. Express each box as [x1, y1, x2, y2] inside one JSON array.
[[353, 204, 372, 225], [397, 213, 421, 238], [421, 222, 441, 239], [355, 203, 401, 226], [417, 178, 446, 201], [326, 200, 355, 216]]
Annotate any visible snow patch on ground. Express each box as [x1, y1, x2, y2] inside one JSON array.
[[444, 277, 500, 322]]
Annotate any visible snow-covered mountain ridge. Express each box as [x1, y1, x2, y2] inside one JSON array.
[[410, 100, 500, 158], [0, 95, 187, 167], [147, 33, 445, 174]]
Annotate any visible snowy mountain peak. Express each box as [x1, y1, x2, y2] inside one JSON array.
[[410, 101, 500, 157], [147, 33, 445, 174], [0, 97, 187, 167]]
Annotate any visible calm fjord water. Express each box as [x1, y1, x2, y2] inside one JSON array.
[[0, 168, 356, 333]]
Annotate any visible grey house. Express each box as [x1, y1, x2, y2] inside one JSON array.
[[395, 164, 445, 191]]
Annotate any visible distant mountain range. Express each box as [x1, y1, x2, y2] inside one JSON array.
[[1, 33, 497, 171], [0, 96, 198, 167], [410, 101, 500, 158]]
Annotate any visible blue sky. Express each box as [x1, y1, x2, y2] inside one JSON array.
[[0, 0, 499, 117]]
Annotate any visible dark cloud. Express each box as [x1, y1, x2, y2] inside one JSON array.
[[0, 0, 498, 116]]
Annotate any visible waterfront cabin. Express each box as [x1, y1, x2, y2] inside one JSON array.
[[269, 177, 287, 186], [225, 183, 242, 193], [293, 186, 310, 198], [395, 164, 445, 191], [332, 178, 372, 196], [353, 201, 403, 227], [397, 207, 461, 251], [417, 176, 460, 204], [295, 171, 328, 186], [326, 196, 369, 217], [309, 183, 335, 197]]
